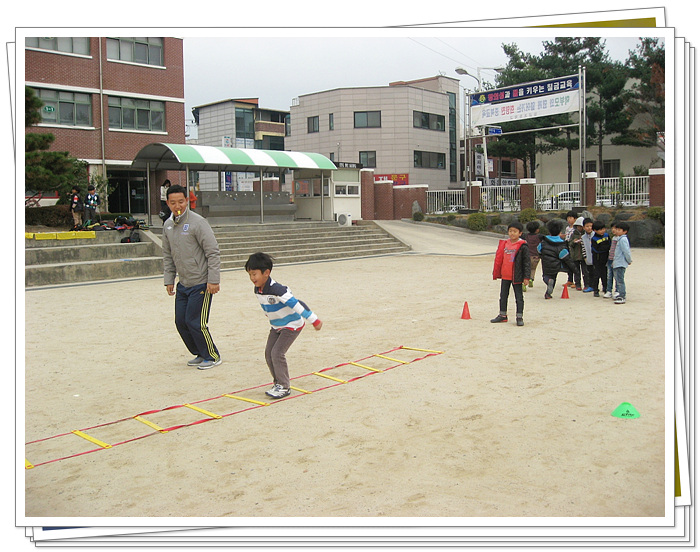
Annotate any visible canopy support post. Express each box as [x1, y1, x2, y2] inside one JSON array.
[[259, 168, 264, 224]]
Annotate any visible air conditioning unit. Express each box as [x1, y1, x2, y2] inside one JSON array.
[[337, 213, 352, 227]]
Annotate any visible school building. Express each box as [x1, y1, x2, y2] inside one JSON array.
[[24, 36, 186, 216]]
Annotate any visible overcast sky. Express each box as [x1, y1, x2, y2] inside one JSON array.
[[181, 30, 653, 138]]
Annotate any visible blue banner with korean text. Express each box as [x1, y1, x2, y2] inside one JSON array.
[[470, 75, 579, 106]]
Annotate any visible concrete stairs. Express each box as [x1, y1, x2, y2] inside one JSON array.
[[25, 230, 162, 287], [213, 220, 410, 270], [24, 221, 410, 287]]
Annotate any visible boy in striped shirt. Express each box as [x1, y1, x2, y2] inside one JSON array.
[[245, 252, 323, 399]]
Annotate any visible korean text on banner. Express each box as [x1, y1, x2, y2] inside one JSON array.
[[471, 89, 580, 127]]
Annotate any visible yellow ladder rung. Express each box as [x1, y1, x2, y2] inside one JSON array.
[[312, 372, 347, 383], [374, 354, 407, 364], [290, 386, 312, 394], [350, 362, 383, 373], [25, 459, 34, 470], [134, 416, 168, 433], [400, 346, 443, 354], [223, 394, 270, 406], [184, 404, 222, 419], [71, 430, 112, 449]]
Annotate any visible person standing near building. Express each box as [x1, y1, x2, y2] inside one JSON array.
[[160, 179, 171, 221], [68, 185, 83, 229], [162, 184, 222, 369], [84, 184, 100, 223]]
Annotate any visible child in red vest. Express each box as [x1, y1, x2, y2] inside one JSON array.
[[491, 222, 531, 326]]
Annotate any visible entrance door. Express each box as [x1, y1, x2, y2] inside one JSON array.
[[108, 170, 147, 215]]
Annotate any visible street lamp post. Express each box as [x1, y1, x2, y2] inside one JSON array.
[[456, 66, 504, 198]]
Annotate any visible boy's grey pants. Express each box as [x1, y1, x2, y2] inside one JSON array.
[[265, 328, 301, 389]]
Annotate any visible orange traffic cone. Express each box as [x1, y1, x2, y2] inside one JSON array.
[[561, 284, 570, 299], [461, 302, 471, 319]]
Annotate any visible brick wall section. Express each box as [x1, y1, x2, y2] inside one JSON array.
[[360, 169, 375, 220], [393, 186, 428, 219], [584, 177, 597, 207], [373, 182, 394, 220], [519, 183, 534, 210], [648, 172, 665, 206], [469, 185, 481, 210]]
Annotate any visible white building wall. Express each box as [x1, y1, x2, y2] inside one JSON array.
[[287, 76, 460, 190], [196, 102, 237, 190], [536, 143, 661, 183]]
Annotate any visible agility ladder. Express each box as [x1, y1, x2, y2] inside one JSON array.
[[25, 346, 443, 469]]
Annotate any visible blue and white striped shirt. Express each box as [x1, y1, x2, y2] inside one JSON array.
[[254, 278, 319, 331]]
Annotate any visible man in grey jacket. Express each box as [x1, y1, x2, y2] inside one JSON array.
[[163, 185, 222, 369]]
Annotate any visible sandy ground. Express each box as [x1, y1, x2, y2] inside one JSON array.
[[23, 220, 668, 523]]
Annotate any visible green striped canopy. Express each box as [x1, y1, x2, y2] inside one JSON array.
[[132, 143, 337, 172]]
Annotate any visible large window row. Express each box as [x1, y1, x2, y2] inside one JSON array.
[[108, 96, 165, 131], [413, 110, 445, 131], [26, 37, 90, 55], [34, 88, 92, 126], [414, 150, 445, 170], [106, 37, 163, 66]]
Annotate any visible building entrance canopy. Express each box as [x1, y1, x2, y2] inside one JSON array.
[[131, 143, 337, 224], [131, 143, 337, 172]]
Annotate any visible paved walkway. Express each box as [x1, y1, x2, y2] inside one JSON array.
[[375, 219, 502, 256]]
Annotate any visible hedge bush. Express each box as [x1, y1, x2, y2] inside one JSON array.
[[646, 206, 664, 221], [25, 205, 73, 227], [518, 208, 538, 223], [412, 211, 424, 222], [467, 212, 488, 231]]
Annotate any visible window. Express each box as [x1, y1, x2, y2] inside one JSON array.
[[354, 111, 381, 128], [329, 113, 334, 130], [499, 159, 516, 177], [106, 37, 163, 66], [413, 110, 445, 131], [235, 108, 254, 139], [108, 96, 165, 131], [335, 184, 360, 196], [585, 160, 597, 174], [34, 88, 92, 127], [359, 151, 376, 168], [26, 37, 90, 55], [285, 114, 291, 136], [602, 159, 621, 178], [414, 150, 446, 169], [307, 116, 319, 133]]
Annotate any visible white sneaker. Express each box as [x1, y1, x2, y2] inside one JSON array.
[[265, 384, 291, 399], [603, 291, 612, 298], [614, 297, 626, 304]]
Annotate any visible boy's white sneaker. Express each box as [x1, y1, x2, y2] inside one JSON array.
[[266, 384, 290, 399], [614, 297, 626, 304], [603, 291, 612, 298]]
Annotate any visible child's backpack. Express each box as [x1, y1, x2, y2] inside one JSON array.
[[120, 229, 141, 243]]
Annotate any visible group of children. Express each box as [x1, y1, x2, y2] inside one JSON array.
[[491, 211, 633, 325], [68, 184, 101, 229]]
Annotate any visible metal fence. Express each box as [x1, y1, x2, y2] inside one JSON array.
[[534, 183, 581, 211], [426, 190, 467, 214], [595, 176, 650, 207], [426, 176, 650, 214], [480, 185, 520, 212]]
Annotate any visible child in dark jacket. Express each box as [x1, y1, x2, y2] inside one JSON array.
[[568, 216, 585, 290], [491, 222, 531, 326], [523, 220, 542, 292], [537, 219, 577, 299], [590, 221, 611, 297]]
